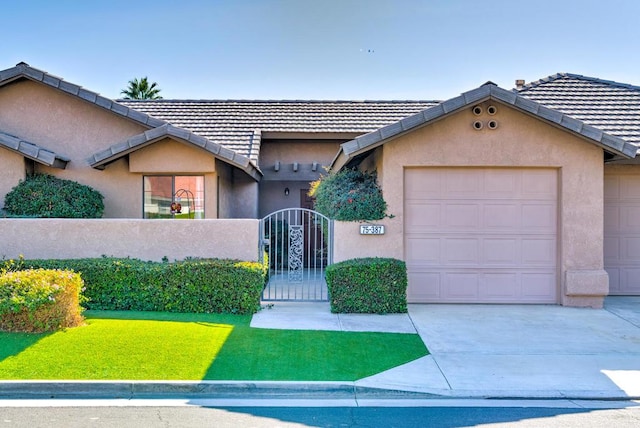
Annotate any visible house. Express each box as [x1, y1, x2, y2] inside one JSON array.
[[1, 62, 639, 307]]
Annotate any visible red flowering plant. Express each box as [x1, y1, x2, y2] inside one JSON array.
[[309, 168, 390, 221]]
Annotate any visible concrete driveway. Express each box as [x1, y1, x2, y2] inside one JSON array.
[[372, 297, 640, 398], [253, 298, 640, 399]]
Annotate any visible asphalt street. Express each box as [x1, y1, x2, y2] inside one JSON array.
[[1, 400, 640, 428]]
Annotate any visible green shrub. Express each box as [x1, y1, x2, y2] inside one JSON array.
[[22, 258, 266, 315], [0, 255, 25, 274], [325, 258, 407, 314], [3, 173, 104, 218], [0, 269, 85, 332], [309, 168, 389, 221]]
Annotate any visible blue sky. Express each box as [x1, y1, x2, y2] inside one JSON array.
[[5, 0, 640, 100]]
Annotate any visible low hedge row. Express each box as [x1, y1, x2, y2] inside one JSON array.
[[0, 269, 85, 332], [325, 257, 407, 314], [21, 258, 266, 315]]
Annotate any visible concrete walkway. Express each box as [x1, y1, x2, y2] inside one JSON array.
[[251, 297, 640, 399]]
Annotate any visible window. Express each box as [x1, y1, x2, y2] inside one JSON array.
[[143, 176, 204, 219]]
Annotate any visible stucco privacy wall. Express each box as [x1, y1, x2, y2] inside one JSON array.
[[0, 219, 259, 262], [341, 101, 607, 307], [0, 80, 147, 218], [333, 219, 395, 262]]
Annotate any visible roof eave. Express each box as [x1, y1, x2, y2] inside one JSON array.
[[331, 84, 636, 169], [0, 62, 165, 131], [330, 149, 349, 172], [89, 125, 263, 181], [0, 130, 69, 169]]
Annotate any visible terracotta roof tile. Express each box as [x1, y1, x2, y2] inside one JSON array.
[[118, 99, 438, 163], [331, 83, 637, 171], [517, 73, 640, 148]]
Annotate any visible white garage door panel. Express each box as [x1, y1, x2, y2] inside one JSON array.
[[522, 273, 557, 298], [522, 204, 557, 231], [522, 239, 556, 265], [484, 273, 518, 298], [405, 168, 558, 303], [484, 204, 519, 228], [483, 239, 519, 264], [604, 237, 619, 259], [445, 238, 479, 264], [604, 173, 640, 295], [444, 273, 478, 299], [407, 271, 441, 301], [406, 203, 441, 229], [407, 270, 557, 303]]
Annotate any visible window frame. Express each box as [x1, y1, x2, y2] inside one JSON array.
[[143, 175, 205, 219]]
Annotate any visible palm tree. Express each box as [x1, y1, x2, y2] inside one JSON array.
[[120, 77, 162, 100]]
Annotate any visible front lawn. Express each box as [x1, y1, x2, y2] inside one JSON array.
[[0, 311, 427, 381]]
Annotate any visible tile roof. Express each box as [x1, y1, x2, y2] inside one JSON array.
[[516, 73, 640, 150], [118, 99, 438, 163], [331, 83, 637, 171], [6, 62, 640, 178], [0, 63, 165, 129], [88, 124, 261, 181], [0, 130, 69, 168], [0, 62, 260, 178]]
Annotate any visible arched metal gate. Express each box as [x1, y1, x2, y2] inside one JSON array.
[[260, 208, 333, 301]]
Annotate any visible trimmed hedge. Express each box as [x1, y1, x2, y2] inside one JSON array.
[[325, 258, 407, 314], [21, 258, 266, 315], [0, 269, 85, 332], [3, 173, 104, 218]]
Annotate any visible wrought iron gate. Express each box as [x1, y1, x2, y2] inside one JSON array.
[[260, 208, 333, 301]]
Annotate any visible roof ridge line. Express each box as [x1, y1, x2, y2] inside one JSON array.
[[517, 72, 640, 92], [117, 98, 441, 104], [1, 62, 167, 129], [332, 82, 637, 171]]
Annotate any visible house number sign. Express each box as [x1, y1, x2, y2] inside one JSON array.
[[360, 225, 385, 235]]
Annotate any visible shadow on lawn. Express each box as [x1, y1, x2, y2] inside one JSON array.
[[0, 331, 51, 362]]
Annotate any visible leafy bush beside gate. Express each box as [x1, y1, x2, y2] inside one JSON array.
[[309, 168, 389, 221], [18, 257, 266, 314], [325, 257, 407, 314]]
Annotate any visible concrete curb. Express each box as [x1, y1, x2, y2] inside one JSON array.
[[0, 381, 638, 401], [0, 381, 438, 400]]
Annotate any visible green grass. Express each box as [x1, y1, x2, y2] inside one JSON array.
[[0, 311, 428, 381]]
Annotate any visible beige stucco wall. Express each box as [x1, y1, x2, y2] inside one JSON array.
[[334, 101, 607, 307], [0, 219, 259, 262], [259, 180, 313, 217], [213, 161, 258, 219], [333, 219, 395, 262], [130, 139, 217, 173], [0, 80, 147, 218], [0, 80, 245, 219], [216, 160, 233, 218], [232, 170, 259, 218], [0, 148, 25, 209], [259, 139, 341, 167]]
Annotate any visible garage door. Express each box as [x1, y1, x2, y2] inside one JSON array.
[[405, 168, 558, 303], [604, 173, 640, 295]]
